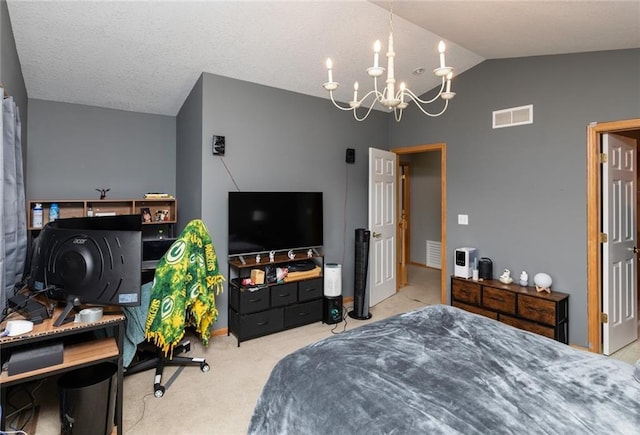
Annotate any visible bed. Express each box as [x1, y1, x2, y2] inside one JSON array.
[[248, 304, 640, 434]]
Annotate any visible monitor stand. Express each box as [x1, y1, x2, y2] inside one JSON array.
[[53, 295, 81, 327]]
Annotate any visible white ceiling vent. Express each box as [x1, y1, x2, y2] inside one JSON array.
[[492, 104, 533, 129]]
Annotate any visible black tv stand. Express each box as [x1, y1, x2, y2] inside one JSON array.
[[54, 295, 81, 327]]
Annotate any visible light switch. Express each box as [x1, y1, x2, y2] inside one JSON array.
[[458, 214, 469, 225]]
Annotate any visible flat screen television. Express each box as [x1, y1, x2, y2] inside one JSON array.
[[228, 192, 323, 257], [29, 215, 142, 326]]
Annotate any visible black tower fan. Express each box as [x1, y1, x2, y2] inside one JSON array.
[[349, 228, 372, 320]]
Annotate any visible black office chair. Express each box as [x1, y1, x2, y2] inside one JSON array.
[[124, 336, 209, 397], [123, 219, 223, 398]]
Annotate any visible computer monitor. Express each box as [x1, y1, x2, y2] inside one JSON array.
[[29, 215, 142, 326]]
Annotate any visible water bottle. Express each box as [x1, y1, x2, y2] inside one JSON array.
[[33, 203, 43, 228], [49, 203, 59, 222]]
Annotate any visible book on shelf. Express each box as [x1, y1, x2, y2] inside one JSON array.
[[144, 193, 174, 199]]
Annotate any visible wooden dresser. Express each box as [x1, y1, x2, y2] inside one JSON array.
[[451, 276, 569, 343]]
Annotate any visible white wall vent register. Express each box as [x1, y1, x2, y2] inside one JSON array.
[[492, 104, 533, 129]]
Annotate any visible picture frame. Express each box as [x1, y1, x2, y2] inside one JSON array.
[[141, 207, 152, 223]]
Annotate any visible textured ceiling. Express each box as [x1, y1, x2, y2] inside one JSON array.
[[6, 1, 640, 116]]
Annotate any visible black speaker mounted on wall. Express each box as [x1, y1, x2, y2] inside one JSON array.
[[212, 135, 225, 156], [346, 148, 355, 164]]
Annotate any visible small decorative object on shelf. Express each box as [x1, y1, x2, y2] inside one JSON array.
[[534, 272, 553, 293], [287, 249, 296, 260], [155, 209, 170, 221], [49, 203, 59, 222], [141, 207, 152, 223], [269, 251, 275, 262], [144, 192, 174, 199], [256, 254, 261, 264], [499, 268, 513, 284], [307, 249, 313, 258], [32, 203, 43, 228], [519, 270, 529, 286], [96, 188, 110, 199]]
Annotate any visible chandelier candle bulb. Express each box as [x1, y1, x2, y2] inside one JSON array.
[[400, 82, 405, 104], [439, 41, 446, 68], [353, 81, 359, 101], [446, 73, 452, 93], [373, 40, 380, 68], [326, 58, 333, 83]]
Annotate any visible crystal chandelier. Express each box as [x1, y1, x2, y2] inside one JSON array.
[[322, 5, 455, 122]]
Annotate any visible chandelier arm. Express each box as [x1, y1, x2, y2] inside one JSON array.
[[408, 98, 450, 117], [373, 78, 382, 103], [403, 79, 446, 105], [352, 102, 378, 122], [351, 90, 382, 121], [394, 108, 403, 122], [356, 89, 385, 107], [329, 90, 357, 111]]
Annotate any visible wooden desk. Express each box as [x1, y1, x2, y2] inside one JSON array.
[[0, 309, 125, 434]]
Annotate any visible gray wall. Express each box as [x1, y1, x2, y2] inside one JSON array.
[[189, 72, 389, 329], [176, 75, 204, 227], [402, 152, 441, 265], [390, 48, 640, 346], [27, 99, 176, 199]]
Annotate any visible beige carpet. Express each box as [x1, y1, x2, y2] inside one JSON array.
[[21, 265, 639, 433]]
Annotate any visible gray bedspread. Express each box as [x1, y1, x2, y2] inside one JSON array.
[[248, 304, 640, 434]]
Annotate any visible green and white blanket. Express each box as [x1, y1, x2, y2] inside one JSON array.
[[145, 219, 224, 356]]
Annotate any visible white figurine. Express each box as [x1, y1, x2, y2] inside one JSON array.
[[499, 268, 513, 284], [287, 249, 296, 260], [519, 270, 528, 286], [256, 254, 261, 264], [307, 249, 313, 258], [269, 251, 276, 263]]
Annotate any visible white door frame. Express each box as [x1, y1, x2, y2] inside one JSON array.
[[587, 118, 640, 353]]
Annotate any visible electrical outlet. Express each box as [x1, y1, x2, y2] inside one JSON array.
[[458, 214, 469, 225]]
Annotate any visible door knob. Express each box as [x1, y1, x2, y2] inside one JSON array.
[[628, 246, 639, 254], [372, 232, 382, 238]]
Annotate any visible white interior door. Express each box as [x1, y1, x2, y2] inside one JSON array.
[[368, 147, 397, 306], [602, 133, 638, 355]]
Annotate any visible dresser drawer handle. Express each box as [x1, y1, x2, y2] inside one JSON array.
[[298, 312, 309, 316], [278, 293, 291, 297], [249, 298, 262, 303], [257, 320, 269, 326]]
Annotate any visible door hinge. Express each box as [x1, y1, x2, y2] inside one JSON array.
[[599, 153, 608, 163], [600, 312, 608, 324], [599, 233, 608, 243]]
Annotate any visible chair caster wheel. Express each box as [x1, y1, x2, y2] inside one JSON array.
[[201, 362, 210, 373], [154, 386, 165, 398]]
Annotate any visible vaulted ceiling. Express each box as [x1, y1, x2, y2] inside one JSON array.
[[7, 1, 640, 116]]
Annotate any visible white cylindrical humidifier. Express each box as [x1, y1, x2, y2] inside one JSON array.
[[324, 263, 342, 297]]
